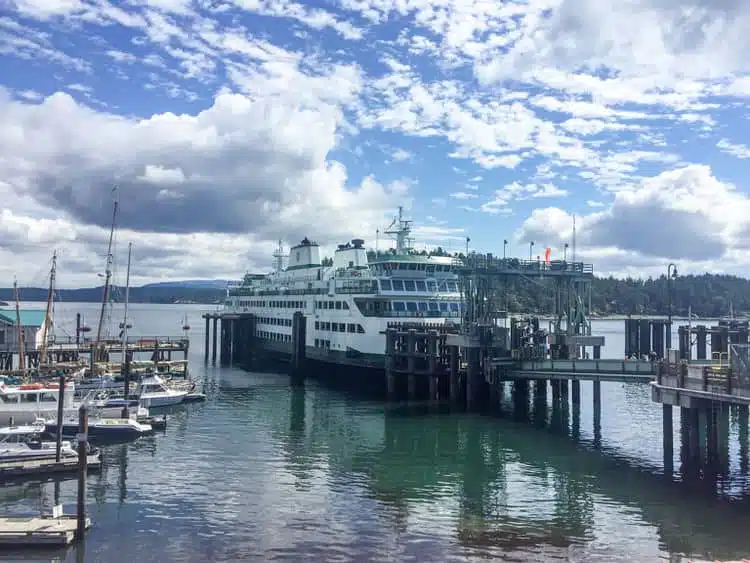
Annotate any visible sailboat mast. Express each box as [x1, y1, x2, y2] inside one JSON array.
[[121, 242, 132, 358], [39, 251, 57, 366], [13, 279, 25, 372], [95, 198, 118, 344]]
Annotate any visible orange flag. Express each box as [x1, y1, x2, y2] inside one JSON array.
[[545, 247, 551, 264]]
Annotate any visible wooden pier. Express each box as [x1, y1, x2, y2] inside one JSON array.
[[0, 515, 91, 546], [0, 335, 189, 373], [0, 453, 101, 481]]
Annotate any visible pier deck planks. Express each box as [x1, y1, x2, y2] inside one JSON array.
[[0, 515, 91, 546]]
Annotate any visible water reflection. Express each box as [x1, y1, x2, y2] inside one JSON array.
[[279, 389, 750, 561]]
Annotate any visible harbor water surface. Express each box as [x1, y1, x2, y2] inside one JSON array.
[[3, 302, 750, 562]]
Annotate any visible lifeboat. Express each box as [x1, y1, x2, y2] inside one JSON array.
[[19, 383, 44, 390]]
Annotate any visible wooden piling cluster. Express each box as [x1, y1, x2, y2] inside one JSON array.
[[653, 359, 750, 476], [384, 322, 455, 401], [624, 318, 750, 361]]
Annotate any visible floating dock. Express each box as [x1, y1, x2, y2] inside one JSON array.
[[0, 515, 91, 546], [0, 453, 101, 481]]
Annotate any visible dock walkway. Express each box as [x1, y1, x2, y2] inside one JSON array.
[[0, 515, 91, 546]]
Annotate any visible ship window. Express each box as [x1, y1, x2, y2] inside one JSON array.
[[428, 302, 439, 311], [392, 280, 404, 291], [315, 321, 320, 330], [315, 338, 319, 347], [332, 324, 338, 332], [416, 281, 426, 291], [426, 281, 437, 292], [357, 324, 365, 333], [328, 301, 334, 308], [447, 282, 457, 292], [349, 261, 354, 268], [439, 303, 448, 312], [335, 301, 342, 310], [418, 302, 428, 312], [325, 322, 331, 330], [406, 302, 417, 312], [380, 280, 392, 291], [40, 392, 57, 402], [348, 323, 355, 333], [408, 264, 417, 270], [0, 394, 16, 403], [398, 264, 407, 270], [404, 280, 416, 291], [21, 393, 38, 403], [339, 323, 345, 332], [450, 303, 460, 311], [438, 282, 447, 292], [426, 266, 435, 274], [342, 302, 349, 309], [393, 302, 406, 312]]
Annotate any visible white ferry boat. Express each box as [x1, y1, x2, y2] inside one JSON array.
[[222, 207, 463, 369]]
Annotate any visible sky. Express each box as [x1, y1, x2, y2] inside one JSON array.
[[1, 0, 750, 288]]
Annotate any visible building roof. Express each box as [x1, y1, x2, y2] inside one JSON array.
[[0, 309, 48, 327]]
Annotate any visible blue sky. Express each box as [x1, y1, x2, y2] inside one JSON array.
[[1, 0, 750, 286]]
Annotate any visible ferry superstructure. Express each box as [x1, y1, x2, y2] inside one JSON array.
[[222, 208, 464, 368]]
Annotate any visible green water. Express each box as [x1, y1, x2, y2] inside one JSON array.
[[2, 304, 750, 562]]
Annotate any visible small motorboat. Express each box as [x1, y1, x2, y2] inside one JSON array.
[[43, 416, 153, 440], [138, 375, 189, 407], [0, 423, 80, 463]]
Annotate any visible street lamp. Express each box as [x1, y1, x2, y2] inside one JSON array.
[[529, 241, 534, 261], [503, 239, 508, 259], [564, 242, 569, 261], [666, 263, 678, 351]]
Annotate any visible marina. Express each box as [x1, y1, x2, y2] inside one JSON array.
[[2, 302, 750, 560], [3, 209, 750, 557]]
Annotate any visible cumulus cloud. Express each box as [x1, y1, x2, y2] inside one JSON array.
[[515, 165, 750, 274], [1, 0, 750, 285]]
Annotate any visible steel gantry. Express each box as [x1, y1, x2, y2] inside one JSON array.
[[456, 253, 600, 359]]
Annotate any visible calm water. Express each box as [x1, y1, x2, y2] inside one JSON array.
[[2, 303, 750, 562]]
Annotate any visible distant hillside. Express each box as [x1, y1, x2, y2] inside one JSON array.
[[0, 284, 227, 305], [141, 280, 231, 290]]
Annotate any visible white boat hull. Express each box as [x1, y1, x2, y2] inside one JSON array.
[[0, 406, 137, 427], [139, 394, 186, 408]]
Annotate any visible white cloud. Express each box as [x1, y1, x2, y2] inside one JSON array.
[[515, 165, 750, 274], [449, 191, 477, 200], [717, 138, 750, 159]]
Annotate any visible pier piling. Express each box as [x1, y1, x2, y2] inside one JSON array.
[[291, 312, 307, 386], [211, 317, 218, 365], [663, 404, 673, 475], [76, 404, 88, 540], [204, 316, 210, 363]]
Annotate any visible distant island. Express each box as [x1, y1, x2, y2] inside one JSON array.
[[2, 271, 748, 318], [0, 280, 229, 306]]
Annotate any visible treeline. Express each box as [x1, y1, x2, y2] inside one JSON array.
[[507, 273, 748, 317], [2, 273, 748, 316]]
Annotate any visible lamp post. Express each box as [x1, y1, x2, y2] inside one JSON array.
[[529, 241, 534, 261], [503, 239, 507, 259], [465, 236, 470, 258], [666, 263, 678, 351], [564, 242, 569, 261]]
